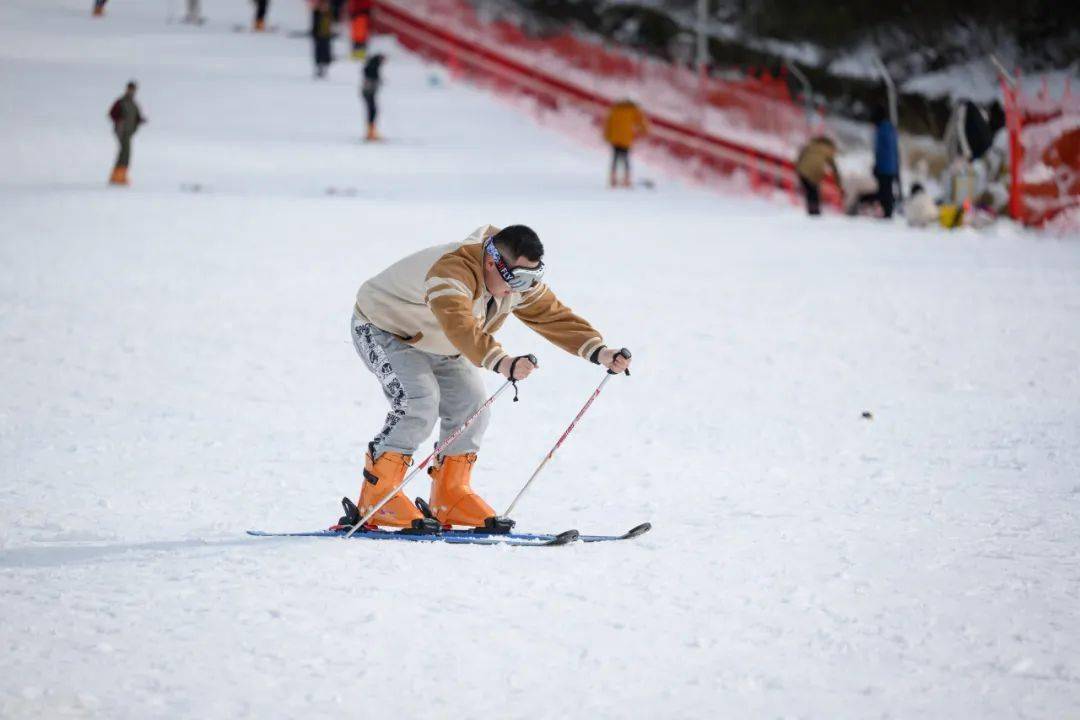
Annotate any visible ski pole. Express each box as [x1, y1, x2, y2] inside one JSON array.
[[345, 355, 537, 538], [503, 349, 630, 518]]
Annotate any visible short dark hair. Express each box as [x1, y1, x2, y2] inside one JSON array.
[[492, 225, 543, 262], [871, 104, 887, 124]]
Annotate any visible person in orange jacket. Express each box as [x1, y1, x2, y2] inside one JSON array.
[[348, 0, 372, 60], [603, 99, 649, 187]]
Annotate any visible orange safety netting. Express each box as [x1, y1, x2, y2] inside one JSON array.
[[1000, 73, 1079, 228]]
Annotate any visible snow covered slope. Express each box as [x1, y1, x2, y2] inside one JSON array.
[[1, 1, 1078, 718]]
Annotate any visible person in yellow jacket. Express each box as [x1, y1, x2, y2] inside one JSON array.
[[795, 136, 844, 216], [603, 99, 649, 188], [344, 224, 632, 533]]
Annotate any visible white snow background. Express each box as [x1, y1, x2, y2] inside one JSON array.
[[1, 1, 1079, 718]]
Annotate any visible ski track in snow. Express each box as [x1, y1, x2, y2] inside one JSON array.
[[1, 1, 1079, 718]]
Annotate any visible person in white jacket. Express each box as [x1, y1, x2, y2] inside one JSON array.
[[906, 183, 939, 228]]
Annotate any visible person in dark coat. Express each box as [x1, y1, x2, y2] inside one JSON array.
[[107, 81, 146, 186], [330, 0, 345, 23], [252, 0, 269, 31], [183, 0, 204, 24], [312, 0, 334, 78], [361, 53, 384, 141], [850, 105, 900, 218], [92, 0, 107, 17]]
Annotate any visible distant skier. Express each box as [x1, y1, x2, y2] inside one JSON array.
[[330, 0, 345, 22], [344, 224, 632, 532], [795, 136, 843, 216], [849, 105, 899, 218], [348, 0, 372, 60], [182, 0, 203, 24], [107, 81, 146, 186], [311, 0, 334, 79], [603, 99, 649, 188], [252, 0, 269, 32], [92, 0, 107, 17], [361, 53, 384, 141]]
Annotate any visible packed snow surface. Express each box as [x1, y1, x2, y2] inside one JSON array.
[[1, 1, 1079, 718]]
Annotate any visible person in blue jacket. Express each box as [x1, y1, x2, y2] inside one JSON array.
[[851, 104, 900, 218]]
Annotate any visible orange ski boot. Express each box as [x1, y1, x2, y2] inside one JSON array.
[[426, 453, 514, 533], [357, 450, 438, 532], [109, 166, 128, 186]]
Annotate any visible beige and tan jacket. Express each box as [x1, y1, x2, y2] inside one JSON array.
[[796, 137, 839, 185], [354, 225, 605, 371]]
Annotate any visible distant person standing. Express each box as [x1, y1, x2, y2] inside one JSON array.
[[107, 82, 146, 186], [252, 0, 269, 32], [348, 0, 372, 60], [182, 0, 204, 24], [849, 105, 899, 218], [312, 0, 334, 79], [361, 54, 384, 141], [330, 0, 346, 23], [795, 136, 843, 216], [944, 100, 993, 166], [92, 0, 107, 17], [602, 99, 649, 188], [942, 100, 993, 208]]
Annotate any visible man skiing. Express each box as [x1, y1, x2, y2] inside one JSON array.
[[360, 53, 384, 140], [345, 224, 631, 533], [252, 0, 269, 32], [107, 82, 146, 186], [311, 0, 334, 79]]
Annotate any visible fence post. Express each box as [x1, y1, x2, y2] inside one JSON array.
[[992, 55, 1024, 223]]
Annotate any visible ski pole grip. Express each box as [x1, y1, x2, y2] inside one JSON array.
[[607, 348, 631, 376], [509, 354, 539, 382]]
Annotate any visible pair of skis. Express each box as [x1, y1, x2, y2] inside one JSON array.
[[246, 523, 651, 547]]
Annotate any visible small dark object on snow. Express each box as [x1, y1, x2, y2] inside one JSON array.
[[326, 186, 359, 196], [861, 411, 874, 420]]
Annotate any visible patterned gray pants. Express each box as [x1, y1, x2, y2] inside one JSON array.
[[351, 316, 490, 458]]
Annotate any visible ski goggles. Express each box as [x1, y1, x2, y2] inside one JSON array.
[[484, 239, 545, 291]]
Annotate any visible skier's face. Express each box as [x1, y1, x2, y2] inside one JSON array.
[[483, 253, 540, 298]]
